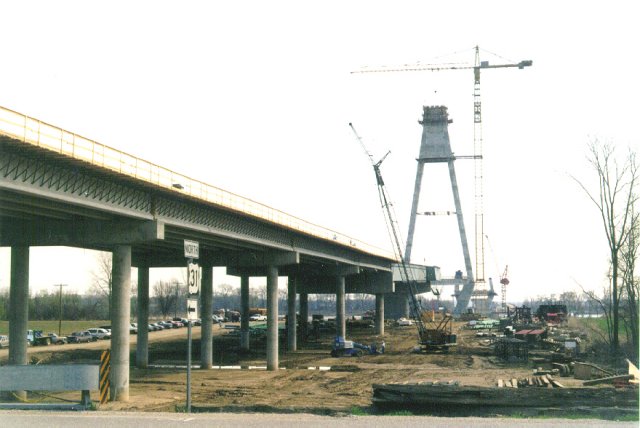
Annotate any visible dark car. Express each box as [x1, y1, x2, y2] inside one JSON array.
[[68, 331, 93, 343]]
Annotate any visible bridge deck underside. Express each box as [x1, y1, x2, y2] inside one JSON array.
[[0, 136, 393, 283]]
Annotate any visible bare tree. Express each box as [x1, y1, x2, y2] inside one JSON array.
[[90, 252, 112, 318], [620, 201, 639, 360], [153, 280, 177, 318], [574, 141, 638, 355]]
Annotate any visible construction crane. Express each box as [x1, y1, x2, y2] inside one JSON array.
[[349, 123, 455, 352], [500, 265, 510, 312], [352, 46, 531, 313]]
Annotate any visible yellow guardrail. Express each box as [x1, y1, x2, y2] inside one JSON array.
[[0, 106, 395, 260]]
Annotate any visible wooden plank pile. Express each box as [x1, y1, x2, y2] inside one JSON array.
[[496, 374, 564, 388]]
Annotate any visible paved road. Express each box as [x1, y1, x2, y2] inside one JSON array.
[[0, 411, 635, 428]]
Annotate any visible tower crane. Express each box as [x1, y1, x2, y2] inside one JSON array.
[[349, 123, 455, 352], [352, 46, 531, 313]]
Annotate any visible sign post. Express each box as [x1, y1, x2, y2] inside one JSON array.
[[184, 240, 200, 413]]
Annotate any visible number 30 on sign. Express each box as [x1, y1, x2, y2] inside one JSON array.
[[187, 262, 201, 296]]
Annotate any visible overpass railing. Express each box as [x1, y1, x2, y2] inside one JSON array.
[[0, 106, 395, 260]]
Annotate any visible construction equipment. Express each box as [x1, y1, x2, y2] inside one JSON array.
[[353, 46, 532, 314], [349, 123, 456, 352], [331, 336, 385, 357]]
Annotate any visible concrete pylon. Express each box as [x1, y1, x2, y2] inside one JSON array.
[[404, 105, 475, 316], [111, 245, 131, 402], [266, 266, 279, 371], [136, 264, 149, 369], [287, 276, 297, 352], [240, 275, 250, 350], [336, 275, 346, 338], [200, 262, 213, 369], [375, 293, 385, 336], [299, 293, 308, 342], [8, 246, 29, 401]]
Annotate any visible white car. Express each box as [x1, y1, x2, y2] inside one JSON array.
[[249, 314, 267, 321], [0, 335, 8, 349], [396, 318, 413, 326], [87, 328, 111, 340]]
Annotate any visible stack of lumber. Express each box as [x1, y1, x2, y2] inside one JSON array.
[[496, 374, 564, 388]]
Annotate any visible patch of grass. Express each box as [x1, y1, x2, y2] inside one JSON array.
[[349, 406, 369, 416], [505, 409, 638, 421], [384, 410, 414, 416]]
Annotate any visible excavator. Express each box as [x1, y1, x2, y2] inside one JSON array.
[[350, 124, 456, 352]]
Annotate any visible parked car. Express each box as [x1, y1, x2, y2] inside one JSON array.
[[249, 314, 267, 321], [87, 328, 111, 340], [151, 322, 165, 331], [0, 335, 8, 349], [68, 331, 93, 343], [130, 323, 138, 334], [212, 315, 223, 323], [170, 320, 184, 328], [159, 321, 174, 329], [46, 332, 68, 344]]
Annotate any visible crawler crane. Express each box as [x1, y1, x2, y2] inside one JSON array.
[[349, 123, 455, 352]]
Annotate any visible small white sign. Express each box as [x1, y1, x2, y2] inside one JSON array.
[[187, 299, 198, 320], [184, 240, 199, 259], [187, 262, 201, 295]]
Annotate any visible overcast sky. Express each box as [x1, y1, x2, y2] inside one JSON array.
[[1, 1, 638, 302]]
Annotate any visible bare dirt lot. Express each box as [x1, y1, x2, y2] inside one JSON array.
[[1, 320, 592, 415]]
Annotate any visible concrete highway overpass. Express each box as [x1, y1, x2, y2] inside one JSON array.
[[0, 106, 434, 401]]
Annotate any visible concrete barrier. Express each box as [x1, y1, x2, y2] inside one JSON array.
[[0, 364, 99, 409]]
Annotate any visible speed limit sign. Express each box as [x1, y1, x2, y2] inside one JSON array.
[[187, 262, 201, 296]]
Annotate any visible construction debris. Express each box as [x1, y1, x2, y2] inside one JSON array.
[[583, 374, 635, 386]]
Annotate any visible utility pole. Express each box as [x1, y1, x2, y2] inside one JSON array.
[[54, 284, 68, 336]]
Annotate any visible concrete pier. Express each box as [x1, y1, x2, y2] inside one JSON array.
[[287, 277, 297, 352], [111, 245, 131, 401], [240, 275, 250, 350], [136, 264, 149, 369], [266, 266, 279, 371], [8, 246, 29, 401], [200, 263, 213, 369], [375, 293, 385, 336], [299, 293, 308, 342], [336, 275, 346, 339]]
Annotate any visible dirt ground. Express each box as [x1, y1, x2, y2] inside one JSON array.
[[1, 320, 590, 414]]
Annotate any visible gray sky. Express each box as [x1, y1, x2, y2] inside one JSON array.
[[1, 1, 638, 302]]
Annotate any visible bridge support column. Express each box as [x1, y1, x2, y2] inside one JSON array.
[[336, 275, 346, 338], [375, 293, 385, 336], [385, 292, 409, 320], [287, 276, 297, 352], [111, 245, 131, 402], [266, 266, 279, 371], [136, 264, 149, 369], [299, 293, 308, 343], [240, 275, 250, 351], [8, 246, 29, 401], [200, 262, 213, 369]]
